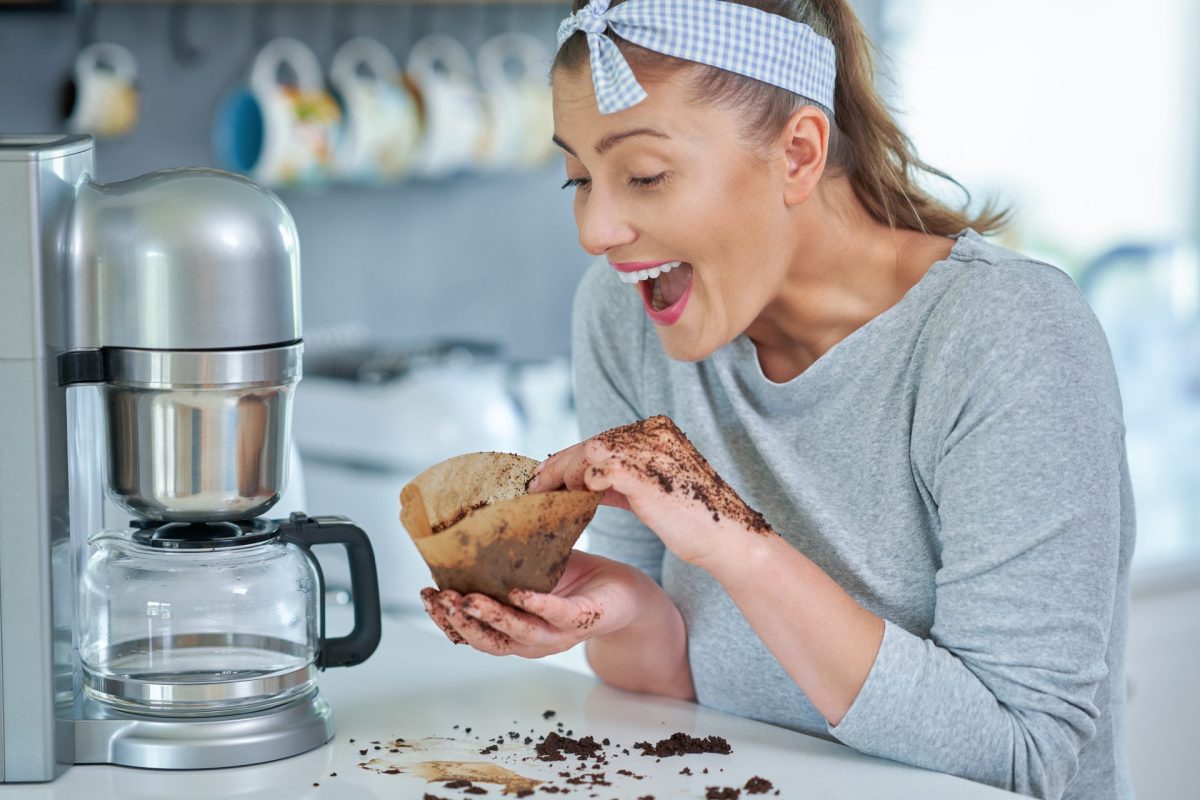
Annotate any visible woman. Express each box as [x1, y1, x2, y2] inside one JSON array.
[[421, 2, 1134, 798]]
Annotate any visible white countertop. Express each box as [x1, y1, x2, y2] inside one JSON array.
[[3, 609, 1015, 800]]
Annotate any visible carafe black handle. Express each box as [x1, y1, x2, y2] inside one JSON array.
[[278, 512, 382, 669]]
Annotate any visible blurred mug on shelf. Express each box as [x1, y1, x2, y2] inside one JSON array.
[[61, 42, 139, 138], [405, 34, 487, 178], [213, 37, 341, 187], [330, 37, 421, 184], [476, 32, 555, 171]]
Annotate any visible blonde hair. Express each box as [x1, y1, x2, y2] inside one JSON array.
[[554, 0, 1009, 237]]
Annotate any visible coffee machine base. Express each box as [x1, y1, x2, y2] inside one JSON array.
[[73, 689, 333, 770]]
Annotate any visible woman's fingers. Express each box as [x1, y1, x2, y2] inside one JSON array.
[[460, 593, 573, 653], [431, 590, 519, 656], [420, 587, 466, 645], [529, 440, 604, 493], [528, 442, 584, 492]]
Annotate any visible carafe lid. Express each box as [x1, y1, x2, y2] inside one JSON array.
[[130, 518, 279, 550]]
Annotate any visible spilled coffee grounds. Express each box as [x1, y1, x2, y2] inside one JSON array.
[[744, 776, 774, 794], [535, 731, 604, 762], [706, 788, 740, 799], [633, 732, 732, 758]]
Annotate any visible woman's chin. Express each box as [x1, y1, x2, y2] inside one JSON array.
[[656, 326, 717, 363]]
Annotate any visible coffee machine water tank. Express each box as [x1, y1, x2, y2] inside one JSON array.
[[59, 166, 304, 521]]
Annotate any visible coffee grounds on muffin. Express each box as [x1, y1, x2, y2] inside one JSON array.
[[744, 776, 774, 794], [592, 416, 773, 534], [632, 732, 732, 758]]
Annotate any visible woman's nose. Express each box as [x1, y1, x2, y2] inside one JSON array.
[[576, 193, 637, 256]]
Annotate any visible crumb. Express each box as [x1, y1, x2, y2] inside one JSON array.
[[543, 710, 557, 720], [535, 732, 604, 762], [705, 788, 739, 800], [744, 777, 773, 794], [633, 733, 731, 758]]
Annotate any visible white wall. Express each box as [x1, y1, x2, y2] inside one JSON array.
[[883, 0, 1199, 269]]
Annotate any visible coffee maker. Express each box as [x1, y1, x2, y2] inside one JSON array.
[[0, 135, 382, 782]]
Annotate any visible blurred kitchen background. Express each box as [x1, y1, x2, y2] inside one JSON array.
[[1, 0, 1197, 796]]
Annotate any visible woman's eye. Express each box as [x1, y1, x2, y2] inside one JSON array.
[[561, 177, 591, 190], [628, 172, 667, 189]]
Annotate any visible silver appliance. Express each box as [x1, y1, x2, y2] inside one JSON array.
[[0, 134, 381, 782]]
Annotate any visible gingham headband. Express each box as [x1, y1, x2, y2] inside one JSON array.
[[556, 0, 837, 115]]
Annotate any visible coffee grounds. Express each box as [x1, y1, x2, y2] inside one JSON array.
[[632, 732, 732, 758], [592, 416, 774, 535], [744, 776, 773, 794], [431, 501, 491, 534], [706, 788, 740, 799], [424, 795, 448, 800], [444, 779, 472, 789], [564, 772, 611, 787], [535, 731, 604, 762]]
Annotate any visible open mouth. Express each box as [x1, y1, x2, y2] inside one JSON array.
[[616, 261, 694, 325]]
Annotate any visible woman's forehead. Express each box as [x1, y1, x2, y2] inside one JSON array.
[[552, 66, 724, 154]]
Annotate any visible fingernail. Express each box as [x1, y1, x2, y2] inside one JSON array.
[[527, 473, 541, 490]]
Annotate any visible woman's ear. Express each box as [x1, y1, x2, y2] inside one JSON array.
[[779, 106, 830, 207]]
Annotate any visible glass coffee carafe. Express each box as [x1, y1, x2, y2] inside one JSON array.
[[79, 514, 380, 717]]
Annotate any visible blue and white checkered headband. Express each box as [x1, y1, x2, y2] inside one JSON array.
[[556, 0, 837, 115]]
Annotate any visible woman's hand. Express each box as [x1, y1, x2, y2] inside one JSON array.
[[528, 415, 775, 570], [421, 549, 695, 698], [420, 550, 645, 657]]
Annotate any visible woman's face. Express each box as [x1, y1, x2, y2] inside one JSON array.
[[552, 64, 798, 362]]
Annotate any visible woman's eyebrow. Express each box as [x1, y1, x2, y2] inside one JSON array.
[[553, 128, 670, 158]]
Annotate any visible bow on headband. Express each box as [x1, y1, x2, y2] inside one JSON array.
[[556, 0, 837, 115]]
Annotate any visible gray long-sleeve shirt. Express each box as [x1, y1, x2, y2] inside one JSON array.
[[571, 230, 1134, 800]]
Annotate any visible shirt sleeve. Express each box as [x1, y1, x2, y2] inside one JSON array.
[[828, 262, 1130, 800], [570, 260, 668, 583]]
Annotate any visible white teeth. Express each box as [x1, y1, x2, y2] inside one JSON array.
[[616, 261, 682, 284]]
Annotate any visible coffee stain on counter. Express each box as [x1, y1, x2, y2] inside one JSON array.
[[414, 761, 541, 794], [357, 737, 543, 795]]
